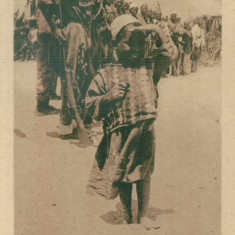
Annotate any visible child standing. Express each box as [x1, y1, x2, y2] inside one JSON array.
[[86, 14, 173, 230]]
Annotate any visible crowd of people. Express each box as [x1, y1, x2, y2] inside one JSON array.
[[14, 0, 222, 139], [14, 0, 222, 230], [14, 0, 222, 141], [15, 1, 222, 69]]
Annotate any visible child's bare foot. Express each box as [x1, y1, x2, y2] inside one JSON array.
[[118, 211, 132, 224], [123, 213, 132, 224], [138, 217, 160, 230]]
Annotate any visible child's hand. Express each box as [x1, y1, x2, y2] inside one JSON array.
[[108, 82, 130, 103]]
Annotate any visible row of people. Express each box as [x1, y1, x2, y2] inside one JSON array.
[[24, 0, 221, 122], [19, 1, 220, 228], [110, 1, 221, 76]]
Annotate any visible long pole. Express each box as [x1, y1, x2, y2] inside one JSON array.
[[57, 0, 92, 145]]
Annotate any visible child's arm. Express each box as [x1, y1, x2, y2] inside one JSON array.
[[85, 73, 129, 121]]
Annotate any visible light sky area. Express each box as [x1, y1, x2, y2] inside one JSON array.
[[14, 0, 221, 21]]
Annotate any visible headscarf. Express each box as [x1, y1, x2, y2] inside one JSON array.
[[129, 2, 138, 9], [110, 14, 141, 39], [170, 10, 177, 15]]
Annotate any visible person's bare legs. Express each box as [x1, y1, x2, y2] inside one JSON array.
[[119, 182, 133, 224], [136, 177, 159, 230]]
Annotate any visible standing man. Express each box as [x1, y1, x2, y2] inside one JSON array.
[[168, 11, 178, 36], [28, 0, 60, 115], [177, 17, 183, 28], [137, 3, 148, 24], [120, 2, 130, 14], [115, 0, 124, 16], [182, 21, 193, 75], [129, 2, 139, 19], [154, 8, 169, 35], [167, 11, 184, 76], [146, 9, 154, 24], [168, 11, 184, 36], [154, 9, 162, 25], [152, 8, 172, 78], [37, 0, 101, 142], [191, 18, 205, 72]]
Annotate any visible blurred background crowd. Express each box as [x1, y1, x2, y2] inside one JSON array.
[[14, 0, 222, 76]]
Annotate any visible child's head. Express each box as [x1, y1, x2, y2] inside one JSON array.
[[111, 15, 146, 67], [116, 23, 146, 66]]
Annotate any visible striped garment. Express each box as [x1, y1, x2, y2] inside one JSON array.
[[86, 64, 158, 133], [101, 64, 158, 132]]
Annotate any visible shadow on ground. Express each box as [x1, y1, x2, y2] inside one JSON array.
[[14, 129, 26, 138], [101, 199, 174, 224], [46, 132, 60, 138]]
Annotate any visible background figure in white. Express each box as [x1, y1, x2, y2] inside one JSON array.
[[191, 18, 205, 72]]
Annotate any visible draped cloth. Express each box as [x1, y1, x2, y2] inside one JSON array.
[[86, 118, 155, 199], [85, 64, 157, 199], [85, 65, 158, 132]]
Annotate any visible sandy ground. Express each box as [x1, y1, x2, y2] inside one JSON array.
[[14, 61, 221, 235]]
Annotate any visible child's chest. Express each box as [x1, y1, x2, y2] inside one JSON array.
[[102, 65, 158, 131]]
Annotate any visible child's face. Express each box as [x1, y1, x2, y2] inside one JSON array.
[[117, 23, 146, 65]]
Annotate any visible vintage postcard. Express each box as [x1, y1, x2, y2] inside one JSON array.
[[0, 0, 235, 234]]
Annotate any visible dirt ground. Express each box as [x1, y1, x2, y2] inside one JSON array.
[[14, 61, 221, 235]]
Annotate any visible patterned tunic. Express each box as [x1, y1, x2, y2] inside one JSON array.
[[86, 64, 158, 133], [85, 64, 157, 199]]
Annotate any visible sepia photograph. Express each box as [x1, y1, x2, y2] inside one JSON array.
[[10, 0, 224, 234]]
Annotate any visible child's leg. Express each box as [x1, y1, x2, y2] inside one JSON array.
[[136, 177, 150, 220], [136, 177, 159, 230], [119, 182, 133, 224]]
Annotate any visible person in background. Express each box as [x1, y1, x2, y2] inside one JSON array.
[[168, 11, 178, 36], [38, 0, 104, 141], [120, 2, 130, 14], [168, 11, 184, 76], [155, 9, 162, 25], [137, 3, 148, 24], [191, 18, 205, 72], [146, 9, 154, 24], [177, 17, 183, 27], [27, 0, 60, 115], [129, 2, 139, 19], [154, 8, 167, 32], [115, 0, 124, 15], [103, 0, 117, 27], [152, 10, 172, 78], [181, 21, 193, 75]]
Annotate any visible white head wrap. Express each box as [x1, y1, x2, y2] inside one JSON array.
[[170, 10, 178, 15], [110, 14, 141, 40], [129, 2, 138, 9]]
